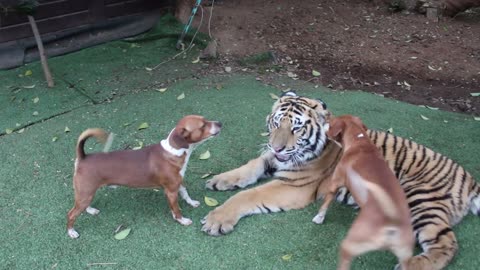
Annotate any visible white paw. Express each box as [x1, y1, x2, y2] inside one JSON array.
[[188, 200, 200, 208], [312, 213, 325, 224], [176, 217, 193, 226], [68, 228, 80, 239], [86, 206, 100, 215]]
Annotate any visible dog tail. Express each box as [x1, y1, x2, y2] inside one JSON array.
[[347, 168, 399, 220], [76, 128, 109, 160]]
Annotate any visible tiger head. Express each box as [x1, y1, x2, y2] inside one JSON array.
[[266, 91, 331, 166]]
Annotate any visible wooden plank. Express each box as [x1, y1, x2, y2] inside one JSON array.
[[0, 11, 90, 43], [1, 0, 89, 27]]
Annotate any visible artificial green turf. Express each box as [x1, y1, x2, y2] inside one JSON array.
[[1, 16, 479, 270]]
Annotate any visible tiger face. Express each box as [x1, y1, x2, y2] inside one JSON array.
[[266, 91, 331, 166]]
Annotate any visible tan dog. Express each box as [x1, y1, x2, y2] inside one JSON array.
[[312, 115, 414, 270], [67, 115, 222, 239]]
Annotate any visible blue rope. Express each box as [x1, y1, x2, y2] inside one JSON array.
[[176, 0, 203, 49]]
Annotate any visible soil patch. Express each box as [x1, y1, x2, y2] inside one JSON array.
[[199, 0, 480, 115]]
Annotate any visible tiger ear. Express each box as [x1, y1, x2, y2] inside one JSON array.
[[281, 90, 297, 97]]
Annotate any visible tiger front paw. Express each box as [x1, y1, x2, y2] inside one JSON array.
[[205, 174, 245, 191], [200, 207, 237, 236]]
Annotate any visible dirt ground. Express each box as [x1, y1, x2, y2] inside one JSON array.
[[195, 0, 480, 115]]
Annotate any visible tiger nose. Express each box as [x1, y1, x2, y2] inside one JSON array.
[[273, 146, 285, 152]]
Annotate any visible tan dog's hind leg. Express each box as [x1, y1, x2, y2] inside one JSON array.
[[337, 212, 384, 270], [67, 178, 97, 239], [206, 156, 269, 191], [201, 179, 317, 236]]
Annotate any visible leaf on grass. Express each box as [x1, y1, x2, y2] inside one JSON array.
[[425, 105, 439, 110], [64, 126, 70, 133], [420, 115, 429, 120], [25, 70, 32, 76], [32, 111, 39, 116], [177, 93, 185, 100], [269, 93, 279, 100], [387, 127, 393, 133], [145, 67, 153, 71], [23, 85, 36, 89], [474, 117, 480, 121], [123, 122, 131, 127], [156, 88, 167, 92], [52, 136, 58, 142], [33, 97, 39, 103], [192, 57, 200, 64], [443, 120, 448, 123], [114, 228, 131, 240], [132, 141, 144, 150], [199, 150, 211, 160], [17, 128, 25, 134], [5, 128, 13, 134], [282, 254, 293, 261], [312, 70, 321, 77], [470, 93, 480, 97], [201, 173, 211, 179], [260, 132, 269, 137], [138, 122, 149, 130], [204, 196, 219, 207]]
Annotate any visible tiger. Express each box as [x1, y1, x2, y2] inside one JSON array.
[[200, 91, 480, 270]]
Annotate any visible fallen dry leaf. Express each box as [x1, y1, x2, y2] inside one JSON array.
[[132, 141, 144, 150], [52, 136, 58, 142], [25, 70, 32, 76], [192, 57, 200, 64], [137, 122, 149, 130], [33, 97, 39, 103], [17, 128, 25, 134], [269, 93, 279, 100], [420, 115, 429, 120], [199, 150, 211, 160], [23, 85, 36, 89], [32, 111, 39, 116], [387, 127, 393, 133], [156, 88, 167, 92], [64, 126, 70, 133], [114, 228, 131, 240], [474, 117, 480, 121], [201, 173, 211, 179], [177, 93, 185, 100], [5, 128, 13, 134], [470, 93, 480, 97], [312, 70, 321, 77], [282, 254, 293, 261], [145, 67, 153, 71], [204, 196, 219, 207], [260, 132, 269, 137]]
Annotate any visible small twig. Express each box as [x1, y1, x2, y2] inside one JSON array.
[[87, 262, 117, 267]]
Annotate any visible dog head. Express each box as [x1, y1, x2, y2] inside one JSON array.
[[326, 115, 367, 143], [170, 115, 222, 149]]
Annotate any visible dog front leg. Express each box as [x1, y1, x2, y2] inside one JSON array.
[[179, 185, 200, 207], [312, 191, 336, 224], [165, 189, 192, 226]]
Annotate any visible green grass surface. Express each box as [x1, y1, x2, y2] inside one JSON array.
[[1, 16, 479, 270]]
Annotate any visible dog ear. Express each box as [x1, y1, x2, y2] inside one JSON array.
[[326, 119, 344, 141]]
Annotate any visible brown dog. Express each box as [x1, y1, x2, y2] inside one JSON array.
[[312, 115, 414, 270], [67, 115, 222, 238]]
